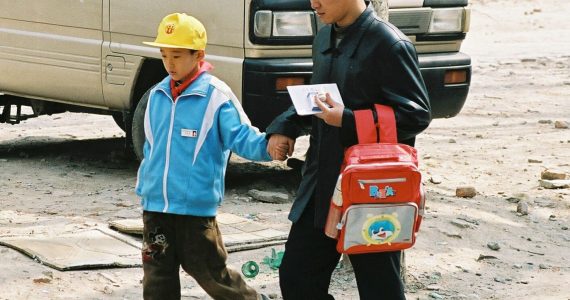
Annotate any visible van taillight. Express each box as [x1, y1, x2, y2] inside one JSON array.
[[444, 69, 468, 85], [275, 77, 304, 91]]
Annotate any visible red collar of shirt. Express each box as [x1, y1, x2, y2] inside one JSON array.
[[170, 61, 213, 101]]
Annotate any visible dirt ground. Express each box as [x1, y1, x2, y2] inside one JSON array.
[[1, 0, 569, 299]]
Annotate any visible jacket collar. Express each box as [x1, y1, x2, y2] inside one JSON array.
[[315, 3, 375, 58], [156, 72, 210, 100]]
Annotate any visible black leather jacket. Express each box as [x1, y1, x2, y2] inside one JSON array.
[[266, 5, 431, 228]]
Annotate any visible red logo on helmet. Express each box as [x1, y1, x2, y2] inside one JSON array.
[[165, 24, 175, 34]]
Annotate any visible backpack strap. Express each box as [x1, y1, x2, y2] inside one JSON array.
[[354, 109, 377, 144], [354, 104, 397, 144], [374, 104, 397, 143]]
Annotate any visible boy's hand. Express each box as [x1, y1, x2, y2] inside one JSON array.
[[315, 93, 344, 127], [272, 144, 289, 161], [268, 134, 295, 161]]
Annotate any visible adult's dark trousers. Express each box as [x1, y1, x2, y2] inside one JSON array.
[[279, 201, 405, 300]]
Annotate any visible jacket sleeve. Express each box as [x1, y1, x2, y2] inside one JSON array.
[[265, 105, 310, 140], [383, 40, 432, 141], [340, 40, 432, 146], [218, 101, 272, 162]]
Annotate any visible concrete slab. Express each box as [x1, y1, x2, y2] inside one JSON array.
[[0, 228, 141, 271], [0, 212, 288, 271]]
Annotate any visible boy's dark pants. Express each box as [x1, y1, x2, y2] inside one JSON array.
[[142, 211, 259, 300], [279, 201, 405, 300]]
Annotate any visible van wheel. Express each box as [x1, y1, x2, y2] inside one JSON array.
[[132, 87, 152, 161]]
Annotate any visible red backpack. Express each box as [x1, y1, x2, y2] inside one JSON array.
[[324, 104, 425, 254]]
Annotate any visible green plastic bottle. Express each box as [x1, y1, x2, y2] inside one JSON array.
[[241, 261, 259, 278]]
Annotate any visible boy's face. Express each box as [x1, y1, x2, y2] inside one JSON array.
[[160, 48, 203, 81]]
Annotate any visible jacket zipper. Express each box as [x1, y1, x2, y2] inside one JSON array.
[[161, 102, 177, 213]]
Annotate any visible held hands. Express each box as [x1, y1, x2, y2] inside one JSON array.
[[315, 93, 344, 127], [267, 134, 295, 161]]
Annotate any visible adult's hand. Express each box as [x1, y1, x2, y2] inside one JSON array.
[[315, 93, 344, 127], [267, 134, 295, 161]]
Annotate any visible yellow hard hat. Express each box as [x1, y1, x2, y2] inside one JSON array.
[[143, 13, 207, 50]]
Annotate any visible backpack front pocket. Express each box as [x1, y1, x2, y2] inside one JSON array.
[[337, 203, 418, 254]]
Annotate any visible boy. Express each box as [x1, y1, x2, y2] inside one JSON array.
[[136, 13, 277, 300]]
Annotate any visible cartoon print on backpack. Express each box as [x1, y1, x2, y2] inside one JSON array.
[[362, 213, 401, 245]]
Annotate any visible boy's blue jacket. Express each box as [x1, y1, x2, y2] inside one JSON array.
[[135, 73, 271, 216]]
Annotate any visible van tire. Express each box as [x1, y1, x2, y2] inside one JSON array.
[[132, 87, 152, 161]]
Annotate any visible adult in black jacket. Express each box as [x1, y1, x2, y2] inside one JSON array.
[[266, 0, 431, 299]]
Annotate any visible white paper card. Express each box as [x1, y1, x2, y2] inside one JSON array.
[[287, 83, 344, 115]]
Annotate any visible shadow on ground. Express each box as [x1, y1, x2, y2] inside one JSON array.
[[0, 136, 301, 190]]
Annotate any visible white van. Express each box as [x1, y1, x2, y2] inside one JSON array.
[[0, 0, 471, 159]]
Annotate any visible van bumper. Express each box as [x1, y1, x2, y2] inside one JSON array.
[[242, 52, 471, 130], [243, 58, 312, 131], [418, 52, 471, 118]]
